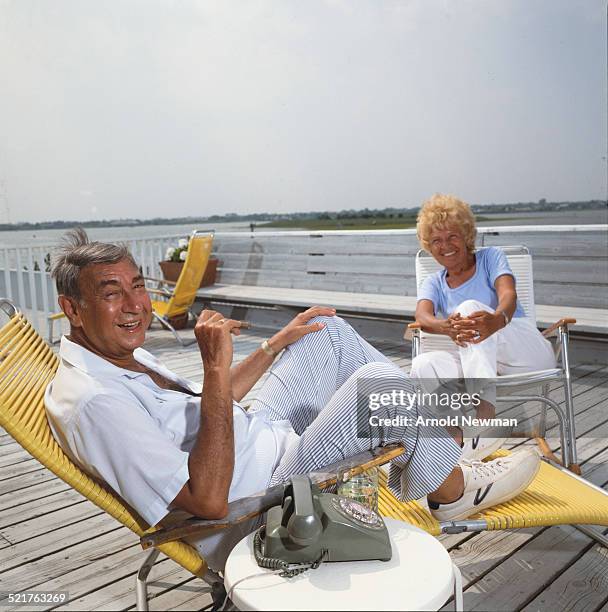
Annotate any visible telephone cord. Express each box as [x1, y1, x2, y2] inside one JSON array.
[[253, 525, 327, 578]]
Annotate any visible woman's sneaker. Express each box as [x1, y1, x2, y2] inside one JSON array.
[[428, 448, 540, 522]]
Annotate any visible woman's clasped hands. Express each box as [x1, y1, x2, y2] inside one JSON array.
[[446, 311, 504, 347]]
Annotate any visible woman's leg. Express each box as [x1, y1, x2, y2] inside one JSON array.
[[410, 349, 463, 389], [453, 300, 556, 377], [496, 318, 557, 374], [454, 300, 499, 381]]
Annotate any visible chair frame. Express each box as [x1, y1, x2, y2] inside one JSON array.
[[407, 245, 580, 473], [146, 280, 198, 347], [4, 300, 407, 609], [0, 300, 222, 611]]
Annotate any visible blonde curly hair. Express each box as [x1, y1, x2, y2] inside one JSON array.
[[416, 194, 477, 253]]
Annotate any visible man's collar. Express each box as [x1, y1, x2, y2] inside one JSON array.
[[59, 336, 148, 380], [59, 336, 202, 394]]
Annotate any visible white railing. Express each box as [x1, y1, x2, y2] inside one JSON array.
[[0, 225, 606, 338]]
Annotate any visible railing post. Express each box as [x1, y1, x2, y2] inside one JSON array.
[[15, 248, 26, 321], [25, 247, 40, 331], [39, 249, 52, 326]]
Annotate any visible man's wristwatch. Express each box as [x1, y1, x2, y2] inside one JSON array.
[[261, 339, 278, 357]]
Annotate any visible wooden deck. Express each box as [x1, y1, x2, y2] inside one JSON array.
[[1, 324, 607, 612]]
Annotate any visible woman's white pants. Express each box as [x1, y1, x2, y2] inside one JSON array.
[[410, 300, 556, 404]]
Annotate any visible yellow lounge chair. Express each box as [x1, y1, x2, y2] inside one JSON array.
[[145, 231, 214, 346], [1, 302, 405, 610], [0, 301, 209, 611], [378, 453, 608, 546]]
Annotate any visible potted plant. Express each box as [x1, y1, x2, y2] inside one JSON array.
[[160, 238, 219, 287]]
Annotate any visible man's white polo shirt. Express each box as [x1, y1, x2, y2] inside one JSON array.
[[45, 336, 297, 527]]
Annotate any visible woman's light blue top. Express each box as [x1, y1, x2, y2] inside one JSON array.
[[417, 247, 525, 319]]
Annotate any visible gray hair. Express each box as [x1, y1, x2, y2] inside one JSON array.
[[51, 228, 137, 300]]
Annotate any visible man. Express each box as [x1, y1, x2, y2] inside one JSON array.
[[45, 229, 540, 570]]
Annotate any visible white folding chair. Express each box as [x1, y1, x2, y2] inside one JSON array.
[[407, 245, 580, 472]]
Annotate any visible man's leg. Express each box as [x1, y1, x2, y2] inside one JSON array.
[[269, 361, 541, 521], [249, 316, 394, 434], [269, 361, 463, 501]]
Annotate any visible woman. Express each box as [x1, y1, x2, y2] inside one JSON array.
[[411, 194, 556, 460]]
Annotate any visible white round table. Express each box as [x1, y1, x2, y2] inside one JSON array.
[[224, 517, 462, 611]]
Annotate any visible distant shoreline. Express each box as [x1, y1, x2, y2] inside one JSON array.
[[0, 200, 604, 232], [258, 214, 512, 231]]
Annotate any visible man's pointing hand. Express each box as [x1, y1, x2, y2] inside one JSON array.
[[195, 309, 242, 370]]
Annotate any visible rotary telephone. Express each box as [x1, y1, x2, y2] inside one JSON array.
[[254, 474, 392, 576]]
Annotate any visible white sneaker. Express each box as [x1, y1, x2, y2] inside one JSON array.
[[429, 448, 540, 522], [460, 435, 507, 461]]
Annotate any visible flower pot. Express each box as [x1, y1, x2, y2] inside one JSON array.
[[159, 258, 219, 287]]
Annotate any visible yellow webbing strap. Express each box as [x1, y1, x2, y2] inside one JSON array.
[[0, 313, 208, 578], [378, 450, 608, 533]]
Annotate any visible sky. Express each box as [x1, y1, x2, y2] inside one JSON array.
[[0, 0, 606, 224]]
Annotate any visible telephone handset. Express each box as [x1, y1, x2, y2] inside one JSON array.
[[254, 474, 392, 575]]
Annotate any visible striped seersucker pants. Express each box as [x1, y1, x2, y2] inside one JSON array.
[[250, 316, 462, 502]]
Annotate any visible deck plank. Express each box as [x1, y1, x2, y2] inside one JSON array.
[[0, 527, 136, 605], [0, 478, 71, 513], [521, 540, 608, 612], [0, 467, 57, 496], [0, 325, 606, 611], [0, 516, 120, 577], [0, 459, 43, 479], [57, 559, 208, 611], [0, 490, 87, 530]]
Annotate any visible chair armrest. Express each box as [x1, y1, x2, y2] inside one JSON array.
[[542, 317, 577, 338], [140, 444, 405, 549], [144, 276, 177, 287], [404, 321, 422, 341]]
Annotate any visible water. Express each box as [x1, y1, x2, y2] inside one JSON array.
[[0, 220, 255, 248], [0, 209, 604, 248], [337, 474, 379, 512]]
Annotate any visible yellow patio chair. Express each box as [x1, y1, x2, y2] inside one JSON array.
[[3, 301, 408, 610], [144, 231, 214, 346], [0, 300, 211, 611], [377, 450, 608, 547]]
